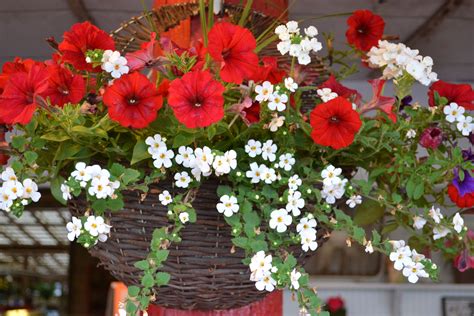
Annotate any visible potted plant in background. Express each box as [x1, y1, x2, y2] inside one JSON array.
[[0, 1, 473, 315]]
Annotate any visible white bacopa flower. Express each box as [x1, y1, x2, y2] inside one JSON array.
[[297, 216, 317, 237], [250, 251, 273, 280], [102, 51, 129, 79], [193, 147, 214, 174], [288, 175, 302, 190], [346, 195, 362, 208], [290, 269, 302, 290], [433, 225, 450, 240], [71, 162, 91, 187], [284, 77, 298, 92], [297, 53, 311, 66], [85, 164, 103, 180], [452, 213, 464, 233], [402, 261, 429, 284], [278, 153, 295, 171], [146, 134, 167, 157], [286, 21, 300, 34], [406, 129, 417, 139], [213, 155, 230, 175], [159, 190, 173, 206], [286, 191, 305, 216], [84, 215, 106, 237], [321, 182, 345, 204], [174, 171, 191, 188], [224, 150, 237, 171], [365, 240, 374, 254], [255, 81, 274, 102], [268, 92, 288, 112], [277, 41, 291, 55], [301, 235, 318, 252], [216, 195, 239, 217], [411, 249, 425, 263], [317, 88, 338, 103], [321, 165, 342, 186], [175, 146, 195, 168], [3, 181, 24, 199], [1, 167, 17, 182], [268, 115, 285, 132], [428, 206, 443, 224], [0, 187, 13, 210], [456, 115, 474, 136], [88, 175, 112, 199], [261, 140, 277, 162], [304, 26, 318, 37], [269, 208, 292, 233], [389, 246, 413, 271], [391, 240, 406, 250], [275, 24, 289, 39], [443, 102, 465, 123], [179, 212, 189, 224], [255, 272, 276, 292], [413, 215, 427, 230], [22, 179, 41, 202], [246, 162, 265, 184], [66, 216, 82, 241], [60, 183, 72, 201], [153, 149, 175, 169], [245, 139, 262, 158], [260, 167, 277, 184], [101, 50, 114, 64]]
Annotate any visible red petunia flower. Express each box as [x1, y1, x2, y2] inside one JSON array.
[[346, 10, 385, 51], [428, 80, 474, 110], [310, 96, 362, 149], [102, 72, 163, 129], [326, 296, 345, 313], [0, 64, 49, 125], [207, 22, 259, 84], [448, 184, 474, 208], [43, 65, 85, 107], [359, 78, 396, 122], [168, 70, 225, 128], [0, 58, 39, 95], [229, 97, 260, 125], [58, 21, 115, 72], [320, 75, 362, 105], [251, 56, 286, 84]]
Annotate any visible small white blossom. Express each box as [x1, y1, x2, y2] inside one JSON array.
[[268, 115, 285, 132], [317, 88, 338, 103], [443, 103, 465, 123], [1, 167, 17, 182], [402, 261, 429, 283], [406, 129, 417, 139], [301, 235, 318, 252], [175, 146, 195, 168], [250, 251, 272, 281], [193, 147, 214, 174], [102, 51, 129, 79], [260, 167, 277, 184], [389, 246, 412, 271], [174, 171, 191, 188], [261, 140, 277, 162], [255, 272, 276, 292], [456, 115, 474, 136], [286, 191, 305, 216], [88, 176, 112, 199], [284, 77, 298, 92], [66, 216, 82, 241], [269, 208, 292, 233], [245, 139, 262, 158], [428, 206, 443, 224], [433, 225, 450, 240], [286, 21, 300, 34], [297, 53, 311, 65], [71, 162, 91, 187], [146, 134, 167, 157], [278, 153, 295, 171], [213, 155, 231, 175], [268, 92, 288, 112], [246, 163, 266, 184], [159, 190, 173, 206], [297, 216, 317, 237], [304, 26, 318, 37], [61, 183, 72, 201], [290, 269, 302, 290], [3, 181, 23, 199], [288, 175, 302, 190], [255, 81, 274, 102], [84, 215, 107, 237], [216, 195, 239, 217], [21, 179, 41, 202], [179, 212, 189, 224], [413, 215, 427, 230], [411, 249, 425, 263], [153, 149, 175, 169], [452, 213, 464, 233], [321, 165, 342, 186], [365, 241, 374, 254], [346, 195, 362, 208]]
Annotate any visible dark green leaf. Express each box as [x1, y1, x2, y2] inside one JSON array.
[[141, 273, 154, 288], [134, 260, 149, 270], [128, 285, 140, 297], [155, 272, 170, 286], [131, 139, 150, 165], [50, 176, 66, 205], [353, 199, 385, 226]]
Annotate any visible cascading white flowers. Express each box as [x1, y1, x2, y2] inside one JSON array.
[[0, 167, 41, 212], [275, 21, 322, 65]]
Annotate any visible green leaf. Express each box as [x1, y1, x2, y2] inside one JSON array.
[[122, 168, 141, 185], [71, 125, 108, 139], [107, 198, 124, 211], [353, 226, 366, 243], [24, 151, 38, 165], [217, 185, 232, 197], [154, 249, 169, 264], [134, 260, 149, 270], [391, 193, 402, 204], [261, 186, 278, 200], [155, 272, 170, 286], [54, 142, 82, 161], [126, 301, 138, 314], [381, 222, 399, 235], [232, 237, 249, 249], [413, 182, 425, 200], [91, 199, 107, 213], [250, 239, 267, 252], [128, 285, 140, 297], [172, 133, 195, 148], [353, 199, 385, 226], [131, 139, 150, 165], [110, 163, 126, 177], [406, 177, 416, 199], [50, 176, 66, 205], [187, 209, 197, 223], [41, 132, 70, 142], [11, 136, 27, 150], [141, 273, 154, 288]]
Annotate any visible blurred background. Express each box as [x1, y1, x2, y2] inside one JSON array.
[[0, 1, 473, 315]]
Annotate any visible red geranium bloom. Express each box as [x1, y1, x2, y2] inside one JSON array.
[[310, 96, 362, 149], [346, 10, 385, 51], [0, 64, 48, 125], [428, 80, 474, 110], [320, 75, 362, 105], [103, 72, 163, 129], [43, 65, 85, 107], [251, 56, 286, 84], [168, 70, 225, 128], [448, 184, 474, 208], [58, 21, 115, 72], [207, 22, 259, 84]]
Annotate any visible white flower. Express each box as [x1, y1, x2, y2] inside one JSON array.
[[213, 155, 231, 175], [101, 50, 114, 64], [71, 162, 91, 186], [346, 195, 362, 208], [297, 53, 311, 66], [0, 187, 13, 210], [288, 175, 302, 190], [88, 176, 112, 199], [255, 271, 276, 292], [153, 149, 175, 169], [309, 37, 322, 52], [304, 26, 318, 37], [103, 51, 129, 79], [216, 195, 239, 217], [269, 208, 292, 233], [290, 269, 302, 290], [66, 216, 82, 241], [297, 217, 317, 237], [443, 103, 465, 123], [224, 150, 237, 170], [321, 181, 346, 204], [389, 246, 412, 271], [391, 240, 406, 250], [411, 249, 425, 263], [321, 165, 342, 186], [175, 146, 195, 168], [317, 88, 338, 103], [174, 171, 191, 188], [159, 190, 173, 206], [84, 215, 106, 237], [245, 139, 262, 158], [402, 261, 429, 283], [286, 21, 300, 34], [268, 115, 285, 132], [413, 215, 427, 230], [85, 164, 103, 179], [406, 129, 417, 139], [452, 213, 464, 233], [365, 241, 374, 254], [255, 81, 274, 102], [22, 179, 41, 202], [277, 41, 291, 55], [301, 235, 318, 252], [284, 77, 298, 92], [1, 167, 17, 182], [428, 206, 443, 224], [193, 147, 214, 173], [261, 140, 277, 162], [433, 225, 450, 240], [61, 183, 72, 201], [456, 115, 474, 136], [275, 25, 289, 39], [286, 191, 305, 216], [268, 92, 288, 112], [179, 212, 189, 224], [260, 167, 277, 184], [146, 134, 167, 157], [3, 181, 24, 199], [289, 44, 302, 57], [250, 251, 272, 280], [246, 163, 265, 184], [278, 153, 295, 171]]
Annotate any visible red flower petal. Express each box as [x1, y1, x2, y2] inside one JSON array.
[[448, 184, 474, 208], [428, 80, 474, 110], [346, 10, 385, 51], [320, 75, 362, 105], [43, 65, 85, 107], [251, 56, 286, 84]]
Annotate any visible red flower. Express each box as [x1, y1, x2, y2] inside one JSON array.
[[58, 21, 115, 72], [43, 65, 85, 107], [0, 58, 39, 95], [251, 56, 286, 84], [428, 80, 474, 110], [346, 10, 385, 51], [310, 97, 362, 149], [102, 72, 163, 129], [448, 184, 474, 208], [168, 70, 225, 128], [359, 78, 396, 122], [326, 296, 345, 313], [207, 22, 259, 84], [229, 97, 260, 125], [125, 32, 166, 72], [0, 64, 48, 125], [320, 75, 362, 105]]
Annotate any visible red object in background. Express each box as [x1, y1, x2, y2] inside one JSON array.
[[0, 127, 9, 165], [147, 291, 282, 316]]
